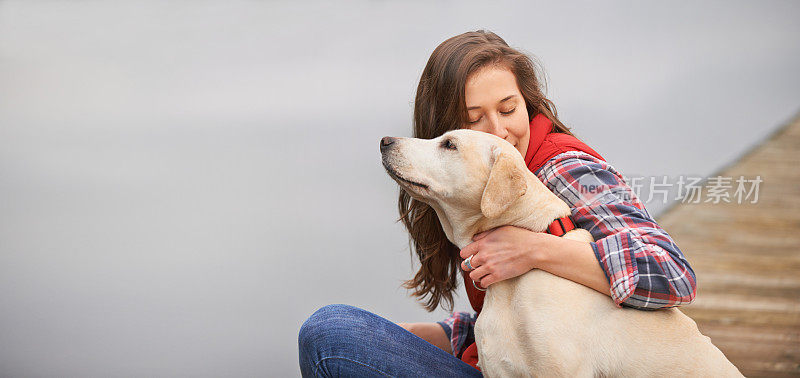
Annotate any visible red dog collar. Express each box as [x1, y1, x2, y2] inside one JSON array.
[[546, 216, 576, 236]]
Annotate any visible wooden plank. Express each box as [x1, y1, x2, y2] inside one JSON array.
[[657, 111, 800, 377]]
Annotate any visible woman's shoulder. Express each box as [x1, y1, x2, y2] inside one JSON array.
[[535, 150, 620, 180], [534, 150, 649, 213]]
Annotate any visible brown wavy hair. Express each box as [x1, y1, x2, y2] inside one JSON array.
[[399, 30, 574, 312]]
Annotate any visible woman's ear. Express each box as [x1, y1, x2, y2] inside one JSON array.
[[480, 146, 527, 218]]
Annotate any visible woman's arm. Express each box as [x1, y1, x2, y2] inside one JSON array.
[[470, 229, 612, 296], [460, 151, 697, 310], [462, 227, 612, 297], [398, 312, 477, 358], [396, 322, 452, 354], [533, 151, 697, 309]]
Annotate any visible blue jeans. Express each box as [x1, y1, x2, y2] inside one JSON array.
[[298, 304, 483, 377]]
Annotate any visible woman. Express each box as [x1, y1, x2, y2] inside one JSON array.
[[298, 30, 696, 377]]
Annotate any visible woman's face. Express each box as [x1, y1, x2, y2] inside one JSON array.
[[463, 65, 530, 157]]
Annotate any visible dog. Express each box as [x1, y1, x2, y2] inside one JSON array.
[[380, 130, 742, 377]]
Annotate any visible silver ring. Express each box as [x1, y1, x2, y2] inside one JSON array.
[[472, 279, 487, 292], [464, 255, 474, 270]]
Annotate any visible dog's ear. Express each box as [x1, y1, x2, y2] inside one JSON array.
[[480, 146, 527, 219]]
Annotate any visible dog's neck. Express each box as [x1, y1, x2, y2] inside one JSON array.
[[434, 175, 572, 249]]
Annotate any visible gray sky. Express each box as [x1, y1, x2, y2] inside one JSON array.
[[1, 1, 799, 376]]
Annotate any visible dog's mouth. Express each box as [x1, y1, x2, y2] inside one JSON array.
[[382, 164, 429, 189]]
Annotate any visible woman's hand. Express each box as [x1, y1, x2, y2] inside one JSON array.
[[459, 225, 556, 288], [460, 225, 612, 296]]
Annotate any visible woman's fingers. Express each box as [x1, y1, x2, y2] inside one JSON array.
[[461, 250, 484, 271], [461, 255, 474, 271], [477, 274, 495, 288], [470, 274, 492, 290], [468, 264, 491, 282], [459, 240, 480, 259]]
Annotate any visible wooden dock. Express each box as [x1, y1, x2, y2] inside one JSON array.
[[658, 112, 800, 377]]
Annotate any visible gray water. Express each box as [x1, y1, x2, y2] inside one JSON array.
[[1, 1, 799, 376]]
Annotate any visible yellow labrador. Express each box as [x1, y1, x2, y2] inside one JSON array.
[[379, 130, 742, 377]]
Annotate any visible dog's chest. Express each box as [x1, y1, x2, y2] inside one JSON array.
[[472, 269, 609, 376]]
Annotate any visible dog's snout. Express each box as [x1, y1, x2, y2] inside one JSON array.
[[380, 136, 396, 152]]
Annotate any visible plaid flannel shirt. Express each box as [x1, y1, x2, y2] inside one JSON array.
[[437, 151, 697, 359]]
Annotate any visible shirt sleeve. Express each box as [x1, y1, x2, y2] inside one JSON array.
[[534, 151, 697, 310], [437, 311, 477, 358]]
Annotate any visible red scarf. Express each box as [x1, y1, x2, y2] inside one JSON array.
[[458, 113, 604, 370]]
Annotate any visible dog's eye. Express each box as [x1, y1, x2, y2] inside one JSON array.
[[441, 139, 457, 151]]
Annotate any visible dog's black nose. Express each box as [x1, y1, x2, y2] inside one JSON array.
[[380, 137, 396, 152]]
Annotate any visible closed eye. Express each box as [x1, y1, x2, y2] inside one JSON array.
[[440, 139, 457, 150], [500, 107, 516, 115]]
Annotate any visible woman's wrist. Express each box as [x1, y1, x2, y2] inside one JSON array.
[[525, 231, 557, 271], [525, 231, 612, 297]]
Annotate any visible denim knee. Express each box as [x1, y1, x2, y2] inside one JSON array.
[[299, 304, 367, 342], [298, 304, 370, 374], [298, 304, 479, 377]]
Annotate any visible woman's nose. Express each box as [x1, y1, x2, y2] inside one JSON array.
[[486, 115, 509, 139]]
